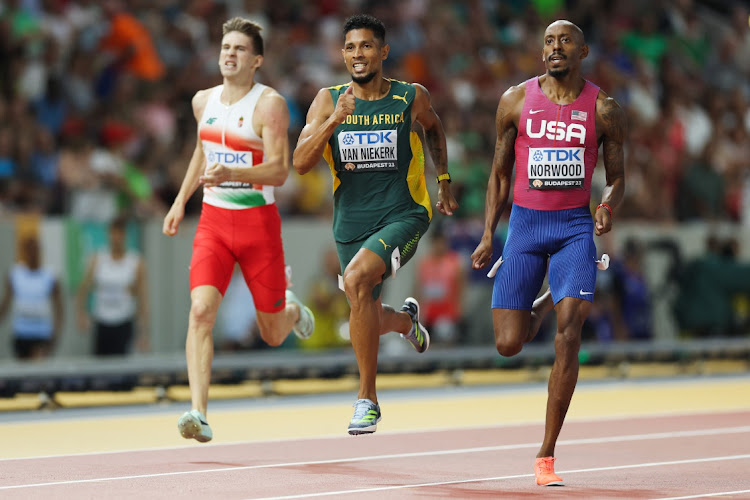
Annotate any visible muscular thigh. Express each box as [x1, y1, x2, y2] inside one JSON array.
[[492, 206, 548, 310], [190, 204, 235, 295], [492, 308, 532, 344], [547, 209, 597, 305], [554, 296, 593, 333], [234, 204, 287, 313], [337, 215, 429, 300]]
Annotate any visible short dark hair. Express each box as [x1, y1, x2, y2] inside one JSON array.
[[343, 14, 386, 44], [222, 17, 264, 56], [110, 215, 128, 233]]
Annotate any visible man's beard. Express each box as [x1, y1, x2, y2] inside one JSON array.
[[352, 71, 377, 84], [548, 67, 570, 78]]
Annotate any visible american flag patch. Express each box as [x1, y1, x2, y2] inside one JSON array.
[[571, 110, 587, 121]]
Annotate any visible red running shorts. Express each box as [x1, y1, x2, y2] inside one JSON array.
[[190, 202, 286, 313]]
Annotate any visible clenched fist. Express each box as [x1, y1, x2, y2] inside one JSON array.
[[333, 85, 356, 123]]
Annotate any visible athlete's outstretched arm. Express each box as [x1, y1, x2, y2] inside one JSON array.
[[200, 90, 290, 187], [163, 90, 210, 236], [595, 93, 626, 236], [413, 84, 458, 216], [293, 86, 355, 175], [471, 86, 522, 270]]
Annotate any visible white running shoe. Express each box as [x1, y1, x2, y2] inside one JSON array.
[[177, 409, 213, 443], [286, 289, 315, 339]]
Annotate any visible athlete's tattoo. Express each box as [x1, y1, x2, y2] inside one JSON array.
[[599, 97, 626, 183], [494, 107, 517, 177], [424, 126, 446, 168]]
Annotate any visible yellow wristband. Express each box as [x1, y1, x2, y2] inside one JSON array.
[[437, 173, 451, 184]]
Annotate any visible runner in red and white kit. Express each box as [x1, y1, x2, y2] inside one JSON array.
[[471, 20, 626, 485], [163, 17, 314, 443]]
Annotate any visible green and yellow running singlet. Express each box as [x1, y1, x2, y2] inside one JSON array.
[[324, 80, 431, 244]]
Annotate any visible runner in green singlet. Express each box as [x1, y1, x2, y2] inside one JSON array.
[[294, 14, 458, 435]]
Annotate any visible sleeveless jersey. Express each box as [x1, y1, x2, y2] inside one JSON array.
[[199, 83, 274, 209], [324, 80, 431, 243], [513, 76, 600, 210], [10, 264, 56, 339], [92, 250, 139, 325]]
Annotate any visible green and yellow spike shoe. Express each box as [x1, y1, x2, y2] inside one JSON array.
[[400, 297, 430, 353], [347, 398, 382, 435]]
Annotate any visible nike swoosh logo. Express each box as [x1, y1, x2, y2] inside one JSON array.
[[529, 109, 544, 114], [579, 290, 594, 295]]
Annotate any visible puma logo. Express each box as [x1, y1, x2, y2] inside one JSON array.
[[392, 92, 408, 104], [379, 238, 392, 250]]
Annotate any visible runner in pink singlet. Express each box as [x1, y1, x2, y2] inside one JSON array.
[[471, 20, 627, 486]]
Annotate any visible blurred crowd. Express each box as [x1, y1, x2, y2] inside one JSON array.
[[1, 0, 750, 358], [0, 0, 748, 222]]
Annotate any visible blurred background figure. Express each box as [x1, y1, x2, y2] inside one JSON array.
[[76, 216, 149, 355], [0, 235, 63, 360], [300, 246, 349, 350], [447, 218, 503, 345], [610, 238, 653, 341], [415, 228, 465, 345], [675, 235, 750, 338], [98, 0, 165, 84]]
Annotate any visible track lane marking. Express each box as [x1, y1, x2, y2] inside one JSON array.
[[1, 412, 748, 462], [0, 427, 748, 490], [652, 490, 750, 500], [250, 455, 750, 499]]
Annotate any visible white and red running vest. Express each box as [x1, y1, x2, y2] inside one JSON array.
[[199, 83, 274, 209]]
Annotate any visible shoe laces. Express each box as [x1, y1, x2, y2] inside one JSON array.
[[537, 457, 555, 474], [400, 302, 417, 322], [352, 399, 376, 419]]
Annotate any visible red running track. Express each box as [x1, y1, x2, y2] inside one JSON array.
[[1, 410, 749, 499]]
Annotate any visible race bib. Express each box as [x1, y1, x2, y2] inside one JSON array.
[[205, 150, 253, 188], [338, 129, 398, 172], [528, 147, 585, 189]]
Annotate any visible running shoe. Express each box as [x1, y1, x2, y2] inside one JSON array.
[[400, 297, 430, 353], [535, 456, 564, 486], [347, 398, 381, 435], [286, 289, 315, 339], [177, 409, 213, 443]]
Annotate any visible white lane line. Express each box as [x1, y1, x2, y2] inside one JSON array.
[[0, 427, 748, 490], [652, 491, 750, 500], [2, 407, 748, 462], [254, 474, 534, 500], [250, 455, 750, 500]]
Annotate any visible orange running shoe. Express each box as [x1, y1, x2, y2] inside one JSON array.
[[535, 456, 564, 486]]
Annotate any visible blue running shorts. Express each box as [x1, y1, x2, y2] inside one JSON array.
[[492, 204, 598, 309]]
